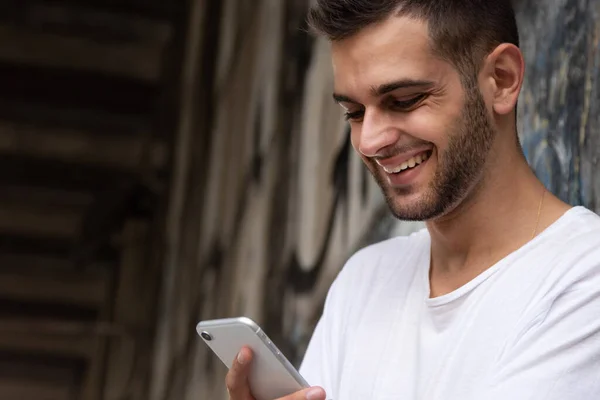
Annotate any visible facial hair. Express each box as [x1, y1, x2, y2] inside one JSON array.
[[369, 83, 497, 221]]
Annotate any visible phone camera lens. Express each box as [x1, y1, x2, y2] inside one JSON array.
[[200, 331, 213, 341]]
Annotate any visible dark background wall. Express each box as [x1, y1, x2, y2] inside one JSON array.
[[517, 0, 600, 211]]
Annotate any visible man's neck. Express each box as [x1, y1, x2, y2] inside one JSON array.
[[425, 142, 570, 296]]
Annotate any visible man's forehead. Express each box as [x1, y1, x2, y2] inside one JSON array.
[[330, 16, 441, 92], [330, 26, 451, 100]]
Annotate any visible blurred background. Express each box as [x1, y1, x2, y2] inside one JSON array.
[[0, 0, 597, 399]]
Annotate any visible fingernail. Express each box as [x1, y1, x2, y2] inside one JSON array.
[[237, 350, 247, 365], [306, 387, 325, 400]]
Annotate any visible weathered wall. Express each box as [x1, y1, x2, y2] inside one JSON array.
[[517, 0, 600, 211], [150, 1, 600, 399]]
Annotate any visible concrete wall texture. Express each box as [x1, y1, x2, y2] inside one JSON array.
[[149, 1, 600, 399]]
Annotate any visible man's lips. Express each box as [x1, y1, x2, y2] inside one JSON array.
[[375, 148, 433, 172]]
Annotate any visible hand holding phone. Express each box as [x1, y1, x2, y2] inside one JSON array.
[[227, 346, 326, 400], [197, 317, 326, 400]]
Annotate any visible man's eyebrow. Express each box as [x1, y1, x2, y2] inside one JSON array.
[[332, 93, 358, 104], [372, 79, 435, 97], [333, 79, 435, 104]]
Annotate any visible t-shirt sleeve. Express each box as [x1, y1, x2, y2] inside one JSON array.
[[298, 250, 363, 399], [298, 316, 332, 388], [298, 279, 342, 399], [481, 266, 600, 399]]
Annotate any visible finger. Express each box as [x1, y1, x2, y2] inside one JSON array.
[[277, 386, 326, 400], [225, 347, 254, 399]]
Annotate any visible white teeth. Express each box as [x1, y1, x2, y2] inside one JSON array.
[[383, 152, 430, 174]]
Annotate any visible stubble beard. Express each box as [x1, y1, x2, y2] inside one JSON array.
[[368, 84, 497, 222]]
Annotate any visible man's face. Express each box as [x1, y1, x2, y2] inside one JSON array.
[[332, 16, 497, 221]]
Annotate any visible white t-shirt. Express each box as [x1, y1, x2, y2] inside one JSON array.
[[299, 206, 600, 399]]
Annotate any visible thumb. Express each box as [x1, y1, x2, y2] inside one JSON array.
[[280, 386, 326, 400]]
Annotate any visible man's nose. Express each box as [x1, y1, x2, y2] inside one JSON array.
[[356, 109, 400, 157]]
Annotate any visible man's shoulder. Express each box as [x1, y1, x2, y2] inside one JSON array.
[[335, 228, 429, 285], [560, 206, 600, 231], [528, 206, 600, 292], [321, 228, 429, 318], [551, 206, 600, 253]]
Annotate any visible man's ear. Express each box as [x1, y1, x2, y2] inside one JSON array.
[[481, 43, 525, 116]]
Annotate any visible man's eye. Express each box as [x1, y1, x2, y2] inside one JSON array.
[[344, 110, 364, 122], [391, 94, 427, 110]]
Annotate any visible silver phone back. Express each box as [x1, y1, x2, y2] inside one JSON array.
[[197, 317, 309, 400]]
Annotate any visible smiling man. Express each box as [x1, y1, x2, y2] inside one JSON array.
[[224, 1, 600, 400]]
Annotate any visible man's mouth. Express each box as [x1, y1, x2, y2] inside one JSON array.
[[381, 150, 432, 174]]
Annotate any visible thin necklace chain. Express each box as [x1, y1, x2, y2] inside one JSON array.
[[531, 188, 546, 240]]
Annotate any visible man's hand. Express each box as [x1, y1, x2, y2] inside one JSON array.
[[226, 346, 327, 400]]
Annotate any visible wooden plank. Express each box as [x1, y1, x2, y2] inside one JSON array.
[[0, 121, 167, 170], [19, 2, 172, 43], [0, 0, 180, 22], [0, 266, 109, 307], [0, 235, 118, 266], [0, 378, 74, 400], [0, 354, 82, 400], [0, 331, 94, 358], [0, 203, 81, 238], [0, 260, 113, 400], [0, 24, 166, 81], [0, 320, 96, 399], [0, 100, 150, 136], [0, 254, 74, 271], [0, 156, 138, 193], [0, 185, 95, 209], [0, 63, 157, 116], [0, 319, 113, 400]]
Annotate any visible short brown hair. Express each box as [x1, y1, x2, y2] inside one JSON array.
[[307, 0, 519, 81]]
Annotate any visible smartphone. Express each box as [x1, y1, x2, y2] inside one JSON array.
[[196, 317, 309, 400]]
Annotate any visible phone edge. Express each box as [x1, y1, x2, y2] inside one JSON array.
[[196, 316, 310, 388]]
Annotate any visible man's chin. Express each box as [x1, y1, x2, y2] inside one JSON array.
[[384, 189, 440, 222]]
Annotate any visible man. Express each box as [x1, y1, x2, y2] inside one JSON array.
[[226, 1, 600, 399]]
